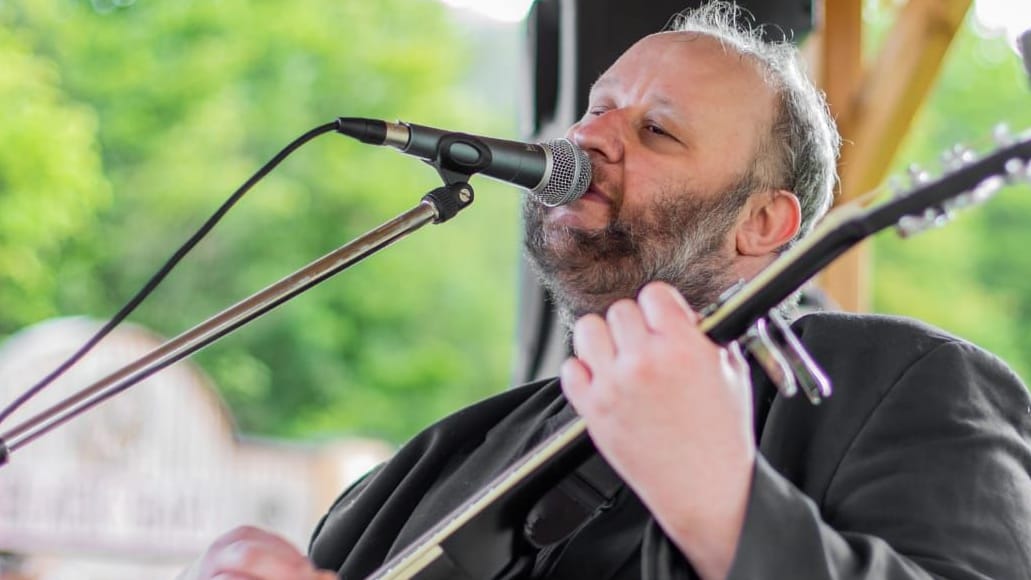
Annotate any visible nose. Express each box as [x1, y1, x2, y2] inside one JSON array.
[[567, 110, 625, 165]]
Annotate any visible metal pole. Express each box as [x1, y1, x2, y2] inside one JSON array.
[[0, 193, 456, 464]]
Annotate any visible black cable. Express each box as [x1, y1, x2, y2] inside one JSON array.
[[0, 120, 340, 425]]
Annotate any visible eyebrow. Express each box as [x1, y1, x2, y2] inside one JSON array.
[[650, 95, 680, 113], [586, 79, 695, 134]]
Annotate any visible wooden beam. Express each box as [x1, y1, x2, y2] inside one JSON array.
[[815, 0, 864, 312], [843, 0, 971, 194], [816, 0, 970, 311]]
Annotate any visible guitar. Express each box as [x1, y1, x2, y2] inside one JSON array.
[[368, 129, 1031, 579]]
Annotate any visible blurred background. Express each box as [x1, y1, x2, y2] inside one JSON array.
[[0, 0, 1028, 577]]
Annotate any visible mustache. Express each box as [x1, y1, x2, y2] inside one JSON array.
[[521, 175, 756, 320]]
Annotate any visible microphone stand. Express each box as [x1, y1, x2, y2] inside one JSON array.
[[0, 180, 475, 466]]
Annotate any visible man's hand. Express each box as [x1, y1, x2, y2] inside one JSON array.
[[178, 525, 337, 580], [560, 281, 756, 580]]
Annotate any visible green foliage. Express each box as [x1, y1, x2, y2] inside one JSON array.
[[0, 0, 522, 442], [872, 14, 1031, 381], [5, 0, 1026, 448], [0, 24, 110, 329]]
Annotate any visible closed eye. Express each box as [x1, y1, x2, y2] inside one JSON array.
[[643, 121, 681, 143], [645, 123, 670, 136]]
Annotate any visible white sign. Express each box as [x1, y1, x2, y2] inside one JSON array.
[[0, 317, 388, 571]]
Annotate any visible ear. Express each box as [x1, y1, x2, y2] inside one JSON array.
[[734, 190, 801, 256]]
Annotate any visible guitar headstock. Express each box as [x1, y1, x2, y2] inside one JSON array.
[[881, 125, 1031, 238]]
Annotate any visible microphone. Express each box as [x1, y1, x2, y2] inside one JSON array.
[[335, 117, 591, 206]]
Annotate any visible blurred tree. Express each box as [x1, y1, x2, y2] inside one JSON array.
[[0, 25, 110, 331], [0, 0, 523, 442]]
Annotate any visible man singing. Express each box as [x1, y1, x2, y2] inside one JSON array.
[[181, 3, 1031, 578]]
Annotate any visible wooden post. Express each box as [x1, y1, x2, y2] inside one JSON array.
[[816, 0, 865, 311]]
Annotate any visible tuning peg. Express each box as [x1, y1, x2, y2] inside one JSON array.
[[889, 173, 936, 237], [895, 215, 924, 238], [993, 124, 1014, 147], [886, 174, 908, 199], [907, 164, 932, 185], [971, 174, 1006, 204], [896, 208, 949, 237], [943, 191, 975, 213], [954, 144, 977, 164], [989, 124, 1022, 148], [1004, 158, 1028, 185], [927, 207, 951, 229], [942, 144, 978, 172]]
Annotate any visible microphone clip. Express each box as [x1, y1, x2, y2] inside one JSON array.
[[420, 133, 488, 223], [432, 133, 494, 182]]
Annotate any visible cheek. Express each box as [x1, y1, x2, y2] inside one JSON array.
[[618, 168, 695, 220], [699, 134, 756, 181]]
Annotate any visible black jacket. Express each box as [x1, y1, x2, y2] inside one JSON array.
[[310, 312, 1031, 579]]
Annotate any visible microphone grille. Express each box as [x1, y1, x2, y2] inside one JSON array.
[[533, 139, 591, 207]]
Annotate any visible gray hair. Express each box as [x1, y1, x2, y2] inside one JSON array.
[[668, 1, 841, 242]]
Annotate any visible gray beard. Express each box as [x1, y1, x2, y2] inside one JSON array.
[[523, 182, 752, 329]]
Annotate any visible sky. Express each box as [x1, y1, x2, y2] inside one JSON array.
[[973, 0, 1031, 51]]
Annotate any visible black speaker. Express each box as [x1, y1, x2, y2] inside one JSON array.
[[514, 0, 814, 384]]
